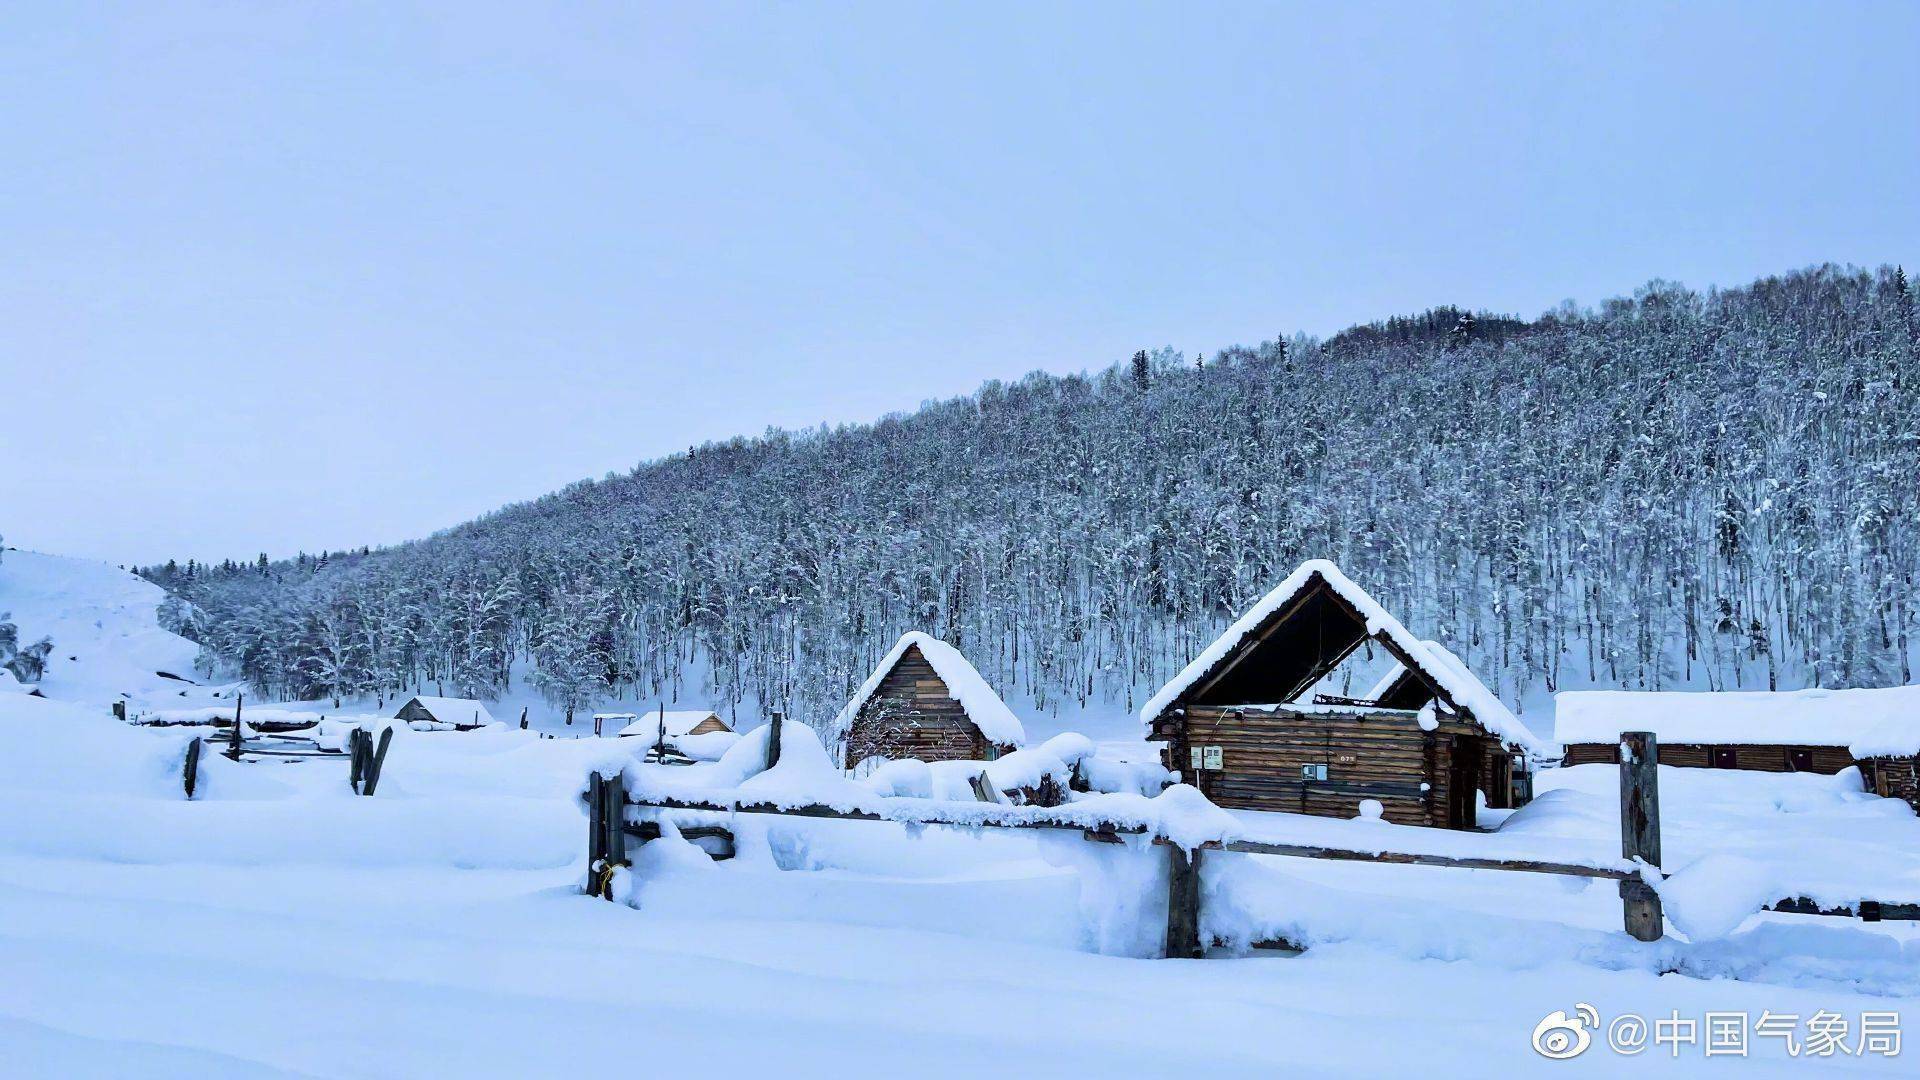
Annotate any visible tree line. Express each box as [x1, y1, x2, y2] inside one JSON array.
[[142, 265, 1920, 731]]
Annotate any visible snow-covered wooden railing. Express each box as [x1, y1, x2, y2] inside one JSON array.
[[585, 727, 1916, 957], [587, 776, 1650, 960]]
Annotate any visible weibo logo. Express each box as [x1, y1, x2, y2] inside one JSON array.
[[1532, 1003, 1600, 1059]]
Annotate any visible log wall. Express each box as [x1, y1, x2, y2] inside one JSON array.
[[842, 646, 992, 767], [1861, 756, 1920, 813], [1169, 707, 1463, 828], [1560, 742, 1854, 773]]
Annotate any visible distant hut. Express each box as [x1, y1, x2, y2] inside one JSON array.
[[1141, 560, 1544, 829], [830, 632, 1025, 768], [1556, 687, 1920, 812], [615, 709, 732, 740], [393, 696, 496, 730]]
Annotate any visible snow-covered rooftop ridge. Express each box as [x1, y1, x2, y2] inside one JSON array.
[[399, 696, 497, 726], [827, 632, 1025, 747], [1555, 685, 1920, 752], [1139, 560, 1543, 752], [616, 710, 725, 738]]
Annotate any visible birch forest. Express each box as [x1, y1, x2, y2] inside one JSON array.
[[142, 265, 1920, 727]]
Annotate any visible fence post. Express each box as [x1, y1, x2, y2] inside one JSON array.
[[586, 773, 606, 891], [1165, 845, 1204, 959], [348, 728, 366, 791], [182, 737, 201, 799], [1618, 730, 1664, 942], [226, 694, 245, 760], [764, 711, 784, 773], [362, 727, 393, 796], [602, 770, 627, 884], [586, 770, 627, 900], [113, 701, 127, 723]]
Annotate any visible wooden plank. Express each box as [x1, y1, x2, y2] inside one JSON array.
[[765, 711, 783, 773], [362, 728, 393, 796], [628, 795, 1628, 879], [182, 737, 201, 799], [1618, 731, 1664, 941], [1766, 897, 1920, 921], [1215, 838, 1629, 879], [1165, 846, 1203, 959]]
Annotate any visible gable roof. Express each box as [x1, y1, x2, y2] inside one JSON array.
[[829, 632, 1025, 747], [1555, 686, 1920, 753], [396, 696, 496, 727], [616, 710, 728, 739], [1140, 560, 1542, 752]]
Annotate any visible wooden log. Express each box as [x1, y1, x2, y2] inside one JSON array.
[[348, 728, 367, 791], [226, 694, 245, 760], [968, 770, 1001, 803], [601, 771, 627, 879], [764, 711, 784, 773], [1216, 838, 1630, 879], [1618, 731, 1664, 941], [1165, 845, 1203, 959], [362, 727, 393, 796], [586, 773, 606, 888], [182, 737, 201, 799], [1766, 897, 1920, 921]]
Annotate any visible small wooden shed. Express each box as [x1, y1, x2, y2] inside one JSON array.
[[393, 695, 496, 730], [615, 709, 732, 740], [1556, 686, 1920, 813], [1140, 560, 1543, 829], [831, 632, 1025, 768]]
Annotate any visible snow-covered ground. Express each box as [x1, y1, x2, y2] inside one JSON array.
[[3, 551, 1917, 1077]]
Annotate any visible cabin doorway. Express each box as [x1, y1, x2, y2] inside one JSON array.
[[1447, 737, 1486, 828]]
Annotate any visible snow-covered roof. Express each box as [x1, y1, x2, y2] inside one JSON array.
[[1555, 686, 1920, 753], [828, 632, 1025, 747], [617, 710, 727, 739], [1140, 560, 1543, 752], [397, 696, 497, 727]]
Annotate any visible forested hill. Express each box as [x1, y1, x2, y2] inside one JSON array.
[[143, 265, 1920, 729]]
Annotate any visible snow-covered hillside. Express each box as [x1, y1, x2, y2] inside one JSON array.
[[0, 549, 227, 710]]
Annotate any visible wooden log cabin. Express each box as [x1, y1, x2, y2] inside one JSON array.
[[614, 709, 732, 740], [1556, 686, 1920, 814], [831, 632, 1025, 769], [392, 695, 497, 730], [1140, 560, 1545, 829]]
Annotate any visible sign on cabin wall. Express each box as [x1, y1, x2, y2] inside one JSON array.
[[1301, 764, 1329, 781], [1335, 753, 1357, 764], [1190, 745, 1225, 770]]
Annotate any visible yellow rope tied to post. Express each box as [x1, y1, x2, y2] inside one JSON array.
[[593, 859, 627, 899]]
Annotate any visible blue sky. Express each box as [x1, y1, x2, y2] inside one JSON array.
[[2, 2, 1916, 564]]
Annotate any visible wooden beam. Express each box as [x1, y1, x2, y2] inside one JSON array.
[[1618, 731, 1664, 941], [182, 737, 201, 799], [1766, 897, 1920, 921], [362, 727, 393, 796], [1165, 845, 1203, 959], [764, 711, 784, 773]]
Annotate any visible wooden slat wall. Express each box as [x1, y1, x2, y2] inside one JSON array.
[[1180, 707, 1455, 827], [1860, 756, 1920, 813], [842, 646, 990, 766], [1561, 742, 1854, 774]]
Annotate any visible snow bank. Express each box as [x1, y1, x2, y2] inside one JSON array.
[[1556, 684, 1920, 748], [827, 631, 1025, 747], [0, 550, 208, 709]]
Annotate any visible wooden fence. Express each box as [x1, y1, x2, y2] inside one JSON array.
[[590, 728, 1861, 956], [177, 695, 389, 799]]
